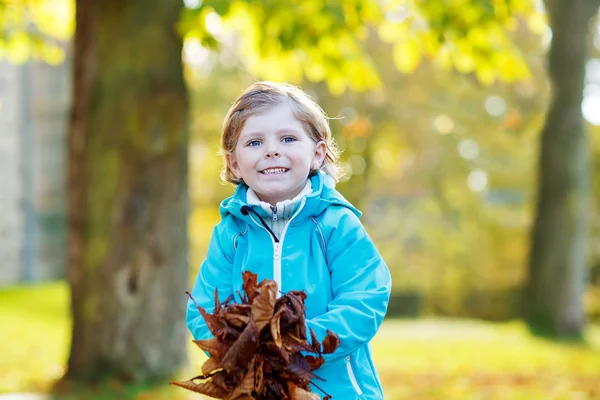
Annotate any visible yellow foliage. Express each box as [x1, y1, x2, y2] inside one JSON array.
[[29, 0, 74, 40], [303, 56, 327, 82], [393, 34, 422, 73], [317, 35, 340, 55], [6, 31, 30, 63], [527, 12, 548, 35], [377, 20, 408, 44], [434, 45, 453, 70], [326, 73, 347, 97], [420, 30, 440, 57], [345, 58, 382, 91], [39, 42, 65, 65], [0, 0, 72, 64], [495, 50, 531, 82], [475, 62, 497, 87], [504, 16, 519, 31], [467, 26, 491, 50], [452, 40, 475, 74]]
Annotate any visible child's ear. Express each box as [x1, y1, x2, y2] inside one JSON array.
[[312, 141, 327, 170], [227, 153, 243, 180]]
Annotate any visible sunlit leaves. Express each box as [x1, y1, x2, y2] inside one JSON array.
[[0, 0, 73, 64], [409, 0, 538, 83], [3, 0, 545, 84], [182, 0, 383, 94], [393, 34, 421, 73], [181, 0, 542, 91]]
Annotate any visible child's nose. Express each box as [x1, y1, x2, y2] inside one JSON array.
[[265, 150, 281, 158], [264, 141, 281, 158]]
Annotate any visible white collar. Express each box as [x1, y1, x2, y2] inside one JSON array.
[[246, 180, 312, 217]]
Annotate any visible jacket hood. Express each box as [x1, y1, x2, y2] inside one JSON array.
[[219, 171, 361, 222]]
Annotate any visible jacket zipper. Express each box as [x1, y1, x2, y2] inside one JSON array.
[[246, 198, 306, 297], [271, 206, 278, 221], [346, 356, 363, 395], [274, 198, 306, 296]]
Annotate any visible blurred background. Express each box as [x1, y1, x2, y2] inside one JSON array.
[[1, 0, 600, 399]]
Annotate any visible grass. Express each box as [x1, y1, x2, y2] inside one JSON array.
[[1, 282, 600, 399]]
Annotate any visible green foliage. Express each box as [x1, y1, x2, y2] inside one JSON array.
[[1, 283, 600, 399], [181, 0, 543, 93], [0, 0, 73, 64]]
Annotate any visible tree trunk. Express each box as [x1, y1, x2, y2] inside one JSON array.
[[66, 0, 189, 380], [525, 0, 595, 337]]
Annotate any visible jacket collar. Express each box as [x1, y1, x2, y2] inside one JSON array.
[[219, 171, 361, 223]]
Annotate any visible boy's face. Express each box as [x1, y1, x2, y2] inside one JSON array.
[[228, 102, 326, 206]]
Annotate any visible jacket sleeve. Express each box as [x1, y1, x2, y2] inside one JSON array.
[[186, 221, 235, 341], [306, 208, 392, 362]]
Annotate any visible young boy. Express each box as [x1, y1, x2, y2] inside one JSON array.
[[187, 81, 392, 399]]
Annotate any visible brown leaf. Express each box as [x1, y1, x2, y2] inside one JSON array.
[[211, 371, 230, 391], [187, 291, 227, 337], [227, 303, 252, 315], [213, 288, 222, 314], [285, 293, 307, 340], [201, 357, 221, 376], [321, 330, 340, 354], [281, 354, 319, 383], [223, 312, 250, 329], [270, 307, 285, 348], [251, 280, 277, 332], [193, 338, 228, 360], [226, 357, 255, 400], [200, 306, 228, 337], [219, 318, 259, 373], [263, 341, 291, 363], [287, 382, 321, 400], [169, 379, 228, 399], [254, 356, 265, 395], [242, 271, 259, 303], [305, 355, 324, 371], [282, 334, 314, 354]]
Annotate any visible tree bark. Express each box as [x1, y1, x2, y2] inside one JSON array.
[[525, 0, 594, 337], [66, 0, 189, 380]]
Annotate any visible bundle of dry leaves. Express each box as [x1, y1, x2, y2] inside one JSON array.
[[171, 271, 340, 399]]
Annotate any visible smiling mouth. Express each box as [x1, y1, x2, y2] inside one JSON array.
[[260, 168, 289, 174]]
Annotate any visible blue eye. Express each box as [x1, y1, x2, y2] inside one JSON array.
[[282, 136, 296, 143], [247, 140, 261, 147]]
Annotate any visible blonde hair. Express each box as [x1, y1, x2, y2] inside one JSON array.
[[220, 81, 341, 185]]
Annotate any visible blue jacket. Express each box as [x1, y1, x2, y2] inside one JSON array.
[[186, 171, 392, 399]]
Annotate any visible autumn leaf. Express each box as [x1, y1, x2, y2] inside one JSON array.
[[287, 382, 321, 400], [187, 291, 227, 337], [305, 355, 324, 371], [223, 312, 250, 329], [170, 378, 228, 399], [194, 337, 229, 360], [251, 280, 277, 332], [242, 271, 259, 303], [322, 330, 340, 354], [219, 318, 259, 374], [226, 357, 255, 400], [201, 357, 222, 376], [270, 307, 285, 348]]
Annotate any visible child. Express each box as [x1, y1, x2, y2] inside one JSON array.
[[187, 81, 392, 399]]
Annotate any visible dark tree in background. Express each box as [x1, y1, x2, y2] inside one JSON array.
[[66, 0, 189, 380], [525, 0, 600, 337]]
